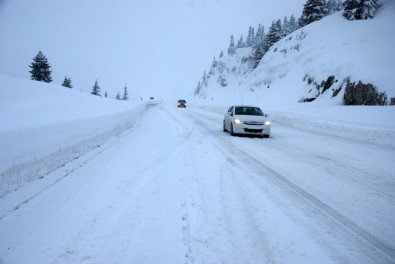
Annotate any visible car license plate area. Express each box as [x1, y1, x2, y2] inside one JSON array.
[[244, 128, 262, 133]]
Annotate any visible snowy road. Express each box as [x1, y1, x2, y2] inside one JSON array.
[[0, 103, 394, 263]]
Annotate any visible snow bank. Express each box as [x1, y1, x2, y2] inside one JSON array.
[[0, 75, 145, 197]]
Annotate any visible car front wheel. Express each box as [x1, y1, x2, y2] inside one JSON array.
[[230, 123, 235, 136], [223, 121, 227, 132]]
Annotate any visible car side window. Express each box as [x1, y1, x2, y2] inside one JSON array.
[[228, 106, 233, 115]]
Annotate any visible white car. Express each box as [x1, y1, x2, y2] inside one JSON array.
[[223, 105, 271, 138]]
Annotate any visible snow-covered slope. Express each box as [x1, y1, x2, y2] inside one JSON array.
[[197, 0, 395, 106], [0, 75, 144, 197]]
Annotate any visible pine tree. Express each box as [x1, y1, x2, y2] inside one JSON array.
[[219, 50, 224, 58], [105, 91, 108, 98], [122, 85, 129, 100], [202, 71, 208, 86], [29, 51, 53, 83], [116, 92, 121, 100], [300, 0, 328, 26], [267, 19, 282, 48], [209, 57, 217, 75], [91, 79, 101, 96], [246, 26, 255, 47], [227, 35, 236, 56], [282, 16, 290, 37], [236, 36, 245, 48], [289, 14, 299, 33], [252, 24, 268, 68], [343, 0, 378, 20], [194, 81, 202, 96], [61, 76, 73, 88]]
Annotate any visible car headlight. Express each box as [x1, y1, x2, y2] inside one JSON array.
[[234, 119, 243, 124], [265, 121, 271, 126]]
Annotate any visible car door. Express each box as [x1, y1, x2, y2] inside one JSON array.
[[225, 106, 233, 130]]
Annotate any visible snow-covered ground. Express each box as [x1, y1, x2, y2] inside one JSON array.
[[0, 77, 394, 263], [0, 75, 145, 197]]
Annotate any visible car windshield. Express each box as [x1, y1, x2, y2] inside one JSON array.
[[235, 106, 263, 116], [178, 100, 186, 103]]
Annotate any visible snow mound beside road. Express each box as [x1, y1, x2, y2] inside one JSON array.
[[0, 75, 144, 197]]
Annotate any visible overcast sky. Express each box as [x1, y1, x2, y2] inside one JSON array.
[[0, 0, 306, 99]]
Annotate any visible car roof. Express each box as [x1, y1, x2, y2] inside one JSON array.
[[233, 105, 259, 108]]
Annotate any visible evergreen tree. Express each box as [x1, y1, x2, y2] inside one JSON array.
[[343, 0, 378, 20], [105, 91, 108, 98], [282, 16, 290, 37], [29, 51, 53, 83], [202, 70, 208, 86], [91, 79, 101, 96], [116, 92, 121, 100], [289, 14, 299, 32], [194, 81, 202, 96], [300, 0, 328, 26], [122, 85, 129, 100], [252, 24, 268, 68], [236, 36, 245, 48], [246, 26, 255, 47], [227, 35, 236, 56], [219, 50, 224, 58], [267, 19, 282, 48], [61, 76, 73, 88], [209, 57, 217, 75]]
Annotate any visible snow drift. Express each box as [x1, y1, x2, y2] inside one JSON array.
[[0, 75, 144, 197]]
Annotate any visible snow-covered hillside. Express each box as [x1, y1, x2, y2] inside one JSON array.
[[0, 75, 144, 197], [197, 0, 395, 106]]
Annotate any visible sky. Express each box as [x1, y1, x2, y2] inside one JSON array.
[[0, 0, 305, 99]]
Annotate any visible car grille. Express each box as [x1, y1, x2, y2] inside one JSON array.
[[244, 121, 264, 125], [244, 128, 263, 133]]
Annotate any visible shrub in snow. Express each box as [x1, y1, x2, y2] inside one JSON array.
[[303, 74, 315, 85], [344, 80, 388, 105], [220, 77, 228, 87], [62, 76, 73, 88], [343, 0, 379, 20], [301, 97, 317, 102], [321, 75, 335, 94], [29, 51, 53, 83]]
